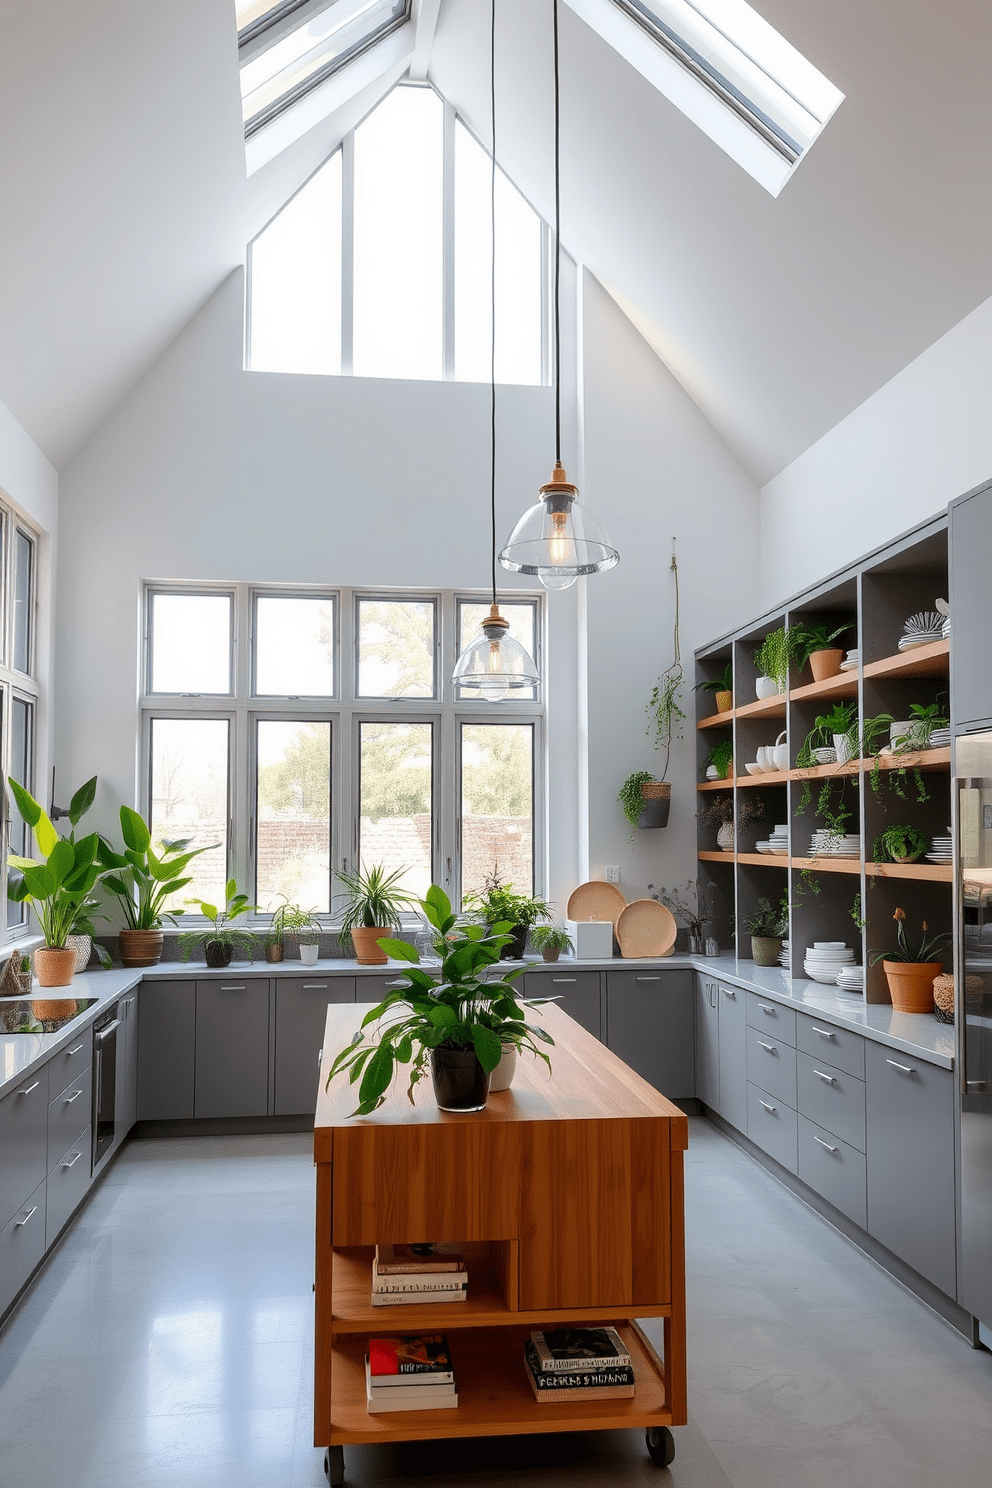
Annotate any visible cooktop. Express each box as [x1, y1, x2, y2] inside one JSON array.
[[0, 997, 98, 1034]]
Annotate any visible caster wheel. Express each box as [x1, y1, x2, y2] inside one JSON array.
[[324, 1445, 344, 1486], [645, 1426, 676, 1467]]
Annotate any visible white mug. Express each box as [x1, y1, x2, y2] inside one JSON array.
[[773, 731, 789, 771]]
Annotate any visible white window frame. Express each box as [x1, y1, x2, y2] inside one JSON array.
[[141, 582, 545, 925], [1, 506, 42, 944]]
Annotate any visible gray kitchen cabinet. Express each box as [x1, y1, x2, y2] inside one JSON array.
[[606, 969, 694, 1099], [274, 976, 356, 1116], [798, 1115, 867, 1230], [746, 992, 796, 1047], [137, 980, 195, 1120], [0, 1176, 47, 1317], [194, 978, 270, 1119], [746, 1026, 797, 1109], [45, 1126, 92, 1249], [746, 1082, 797, 1174], [117, 990, 139, 1141], [717, 982, 747, 1132], [525, 970, 602, 1040], [865, 1042, 956, 1296], [47, 1064, 92, 1171], [0, 1065, 50, 1230], [950, 479, 992, 728], [695, 974, 720, 1109], [797, 1052, 865, 1152], [355, 971, 412, 1003], [796, 1013, 864, 1080]]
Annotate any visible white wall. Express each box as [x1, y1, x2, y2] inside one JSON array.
[[761, 295, 992, 607], [580, 272, 761, 906]]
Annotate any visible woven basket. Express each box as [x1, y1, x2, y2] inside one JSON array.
[[932, 973, 954, 1017], [641, 781, 672, 800]]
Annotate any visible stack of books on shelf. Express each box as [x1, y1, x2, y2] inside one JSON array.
[[523, 1327, 636, 1402], [371, 1243, 468, 1307], [366, 1333, 457, 1413]]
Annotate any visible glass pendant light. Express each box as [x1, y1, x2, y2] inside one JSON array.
[[452, 0, 541, 699], [499, 0, 618, 591]]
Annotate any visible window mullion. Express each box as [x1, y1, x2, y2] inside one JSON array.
[[442, 99, 456, 380], [341, 131, 355, 376]]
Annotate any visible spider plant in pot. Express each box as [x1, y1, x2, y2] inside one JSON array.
[[268, 899, 323, 964], [336, 863, 415, 965], [695, 661, 733, 715], [467, 869, 551, 960], [179, 881, 259, 968], [738, 896, 789, 967], [326, 886, 554, 1114], [872, 824, 928, 865], [529, 924, 573, 963], [98, 806, 216, 966], [869, 909, 951, 1013], [6, 778, 104, 1003], [795, 619, 853, 682]]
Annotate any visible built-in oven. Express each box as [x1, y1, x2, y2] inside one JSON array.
[[92, 1003, 120, 1170]]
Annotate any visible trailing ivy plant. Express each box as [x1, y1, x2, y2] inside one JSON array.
[[645, 546, 685, 782], [850, 892, 866, 932], [753, 624, 802, 692], [618, 770, 655, 842]]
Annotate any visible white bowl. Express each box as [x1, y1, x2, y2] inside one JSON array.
[[744, 762, 764, 775]]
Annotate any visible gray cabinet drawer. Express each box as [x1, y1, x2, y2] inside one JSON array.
[[527, 970, 601, 1040], [746, 1083, 797, 1174], [0, 1176, 47, 1316], [0, 1066, 50, 1230], [746, 1026, 797, 1106], [45, 1127, 91, 1248], [747, 993, 796, 1047], [137, 980, 195, 1120], [797, 1051, 865, 1152], [47, 1064, 92, 1171], [607, 969, 694, 1098], [356, 971, 413, 1002], [274, 977, 356, 1116], [798, 1116, 867, 1230], [47, 1033, 92, 1097], [796, 1014, 865, 1079]]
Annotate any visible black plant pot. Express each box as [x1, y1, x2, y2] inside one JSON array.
[[638, 795, 671, 829], [430, 1046, 490, 1112], [204, 940, 233, 969], [504, 925, 529, 961]]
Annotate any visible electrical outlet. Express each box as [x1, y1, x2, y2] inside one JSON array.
[[605, 864, 621, 883]]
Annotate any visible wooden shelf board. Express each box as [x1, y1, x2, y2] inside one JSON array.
[[790, 672, 859, 704], [697, 710, 734, 731], [790, 857, 862, 875], [735, 853, 788, 867], [862, 639, 949, 681], [697, 750, 950, 794], [873, 746, 951, 772], [865, 861, 953, 882], [698, 851, 734, 863], [328, 1322, 672, 1444], [697, 777, 735, 791], [734, 769, 790, 788], [734, 694, 787, 721]]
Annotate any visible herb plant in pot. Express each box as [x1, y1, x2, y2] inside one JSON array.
[[99, 806, 215, 966], [530, 925, 573, 963], [696, 661, 733, 716], [870, 909, 950, 1013], [796, 620, 853, 683], [739, 896, 789, 967], [326, 886, 554, 1114], [468, 870, 551, 960], [872, 825, 928, 864], [179, 881, 258, 967], [270, 901, 323, 964], [337, 863, 414, 965]]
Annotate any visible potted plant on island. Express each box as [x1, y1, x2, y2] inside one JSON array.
[[179, 880, 258, 968], [336, 863, 415, 966], [468, 869, 551, 961], [99, 806, 216, 966], [738, 896, 789, 967], [872, 825, 928, 864], [529, 925, 573, 963], [795, 620, 853, 683], [696, 661, 733, 715], [870, 908, 950, 1013], [325, 885, 554, 1114], [6, 778, 105, 1006]]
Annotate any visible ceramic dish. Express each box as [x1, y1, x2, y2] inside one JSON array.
[[744, 762, 764, 775], [616, 899, 677, 958], [566, 880, 626, 927]]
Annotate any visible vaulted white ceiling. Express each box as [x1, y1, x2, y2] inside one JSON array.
[[0, 0, 989, 477]]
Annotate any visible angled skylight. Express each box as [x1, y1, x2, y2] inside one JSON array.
[[567, 0, 843, 195], [237, 0, 411, 142]]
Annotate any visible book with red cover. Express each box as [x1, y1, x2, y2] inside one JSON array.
[[367, 1334, 454, 1381]]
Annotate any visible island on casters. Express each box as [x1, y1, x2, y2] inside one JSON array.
[[313, 1001, 688, 1484]]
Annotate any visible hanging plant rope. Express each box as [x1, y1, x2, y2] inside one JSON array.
[[646, 543, 686, 783]]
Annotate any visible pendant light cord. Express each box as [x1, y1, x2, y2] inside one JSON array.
[[553, 0, 561, 465], [490, 0, 497, 607]]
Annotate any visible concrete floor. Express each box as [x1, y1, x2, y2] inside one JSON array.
[[1, 1118, 990, 1487]]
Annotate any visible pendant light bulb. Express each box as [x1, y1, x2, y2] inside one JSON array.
[[500, 463, 618, 588], [452, 604, 541, 698]]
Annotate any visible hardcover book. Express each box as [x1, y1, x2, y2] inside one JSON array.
[[371, 1287, 467, 1307], [368, 1334, 454, 1379], [530, 1327, 631, 1373], [523, 1341, 635, 1391], [374, 1243, 466, 1275], [365, 1359, 458, 1411]]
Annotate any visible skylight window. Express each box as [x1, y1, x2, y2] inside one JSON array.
[[567, 0, 843, 194]]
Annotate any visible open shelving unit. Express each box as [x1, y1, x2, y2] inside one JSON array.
[[695, 516, 952, 1004]]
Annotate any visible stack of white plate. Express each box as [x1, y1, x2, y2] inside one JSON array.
[[779, 939, 791, 968], [930, 727, 951, 748], [941, 617, 951, 638], [898, 611, 944, 650], [809, 830, 861, 857], [927, 833, 952, 865], [768, 825, 789, 855], [835, 966, 865, 995], [804, 943, 855, 983], [838, 649, 860, 671]]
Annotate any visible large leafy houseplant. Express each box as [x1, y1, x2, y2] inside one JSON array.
[[326, 886, 554, 1115], [467, 869, 551, 960], [98, 806, 215, 967], [336, 862, 415, 966], [7, 777, 104, 987]]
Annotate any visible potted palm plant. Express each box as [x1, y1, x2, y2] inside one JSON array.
[[326, 885, 554, 1114], [179, 880, 258, 967], [795, 619, 853, 682], [337, 863, 415, 965], [99, 806, 215, 966], [695, 661, 733, 715], [6, 778, 104, 1006], [870, 908, 950, 1013]]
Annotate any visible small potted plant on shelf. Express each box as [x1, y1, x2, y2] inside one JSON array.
[[697, 795, 766, 853], [738, 896, 789, 967], [795, 620, 853, 683], [179, 880, 259, 968], [696, 661, 733, 715], [6, 778, 105, 1005], [467, 869, 551, 961], [267, 899, 323, 964], [98, 806, 216, 966], [530, 925, 574, 963], [654, 879, 713, 954], [753, 625, 801, 698], [795, 702, 858, 771], [872, 825, 929, 864], [869, 908, 950, 1013], [325, 885, 554, 1114], [702, 739, 734, 781], [336, 863, 415, 966]]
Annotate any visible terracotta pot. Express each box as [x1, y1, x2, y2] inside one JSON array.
[[119, 928, 164, 968], [541, 946, 561, 962], [351, 926, 389, 965], [33, 946, 76, 989], [809, 649, 844, 682], [715, 690, 733, 714], [265, 942, 284, 963], [751, 936, 782, 968], [882, 960, 942, 1014]]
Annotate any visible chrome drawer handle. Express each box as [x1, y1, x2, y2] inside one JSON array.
[[66, 1043, 86, 1056], [220, 985, 246, 991], [63, 1089, 83, 1104], [758, 1003, 776, 1013], [636, 976, 661, 982], [966, 1080, 987, 1089], [62, 1151, 82, 1168], [96, 1021, 120, 1043], [722, 988, 736, 998], [811, 1026, 836, 1039], [758, 1041, 776, 1053], [18, 1081, 40, 1096], [302, 983, 329, 990], [886, 1059, 916, 1074], [813, 1069, 836, 1084], [758, 1099, 777, 1113], [15, 1206, 38, 1227], [813, 1136, 838, 1153], [552, 977, 577, 983]]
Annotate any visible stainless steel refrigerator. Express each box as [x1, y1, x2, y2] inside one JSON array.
[[955, 732, 992, 1338]]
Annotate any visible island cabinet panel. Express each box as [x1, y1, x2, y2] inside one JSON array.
[[137, 980, 195, 1120]]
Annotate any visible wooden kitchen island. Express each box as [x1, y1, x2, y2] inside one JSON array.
[[313, 1002, 688, 1484]]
